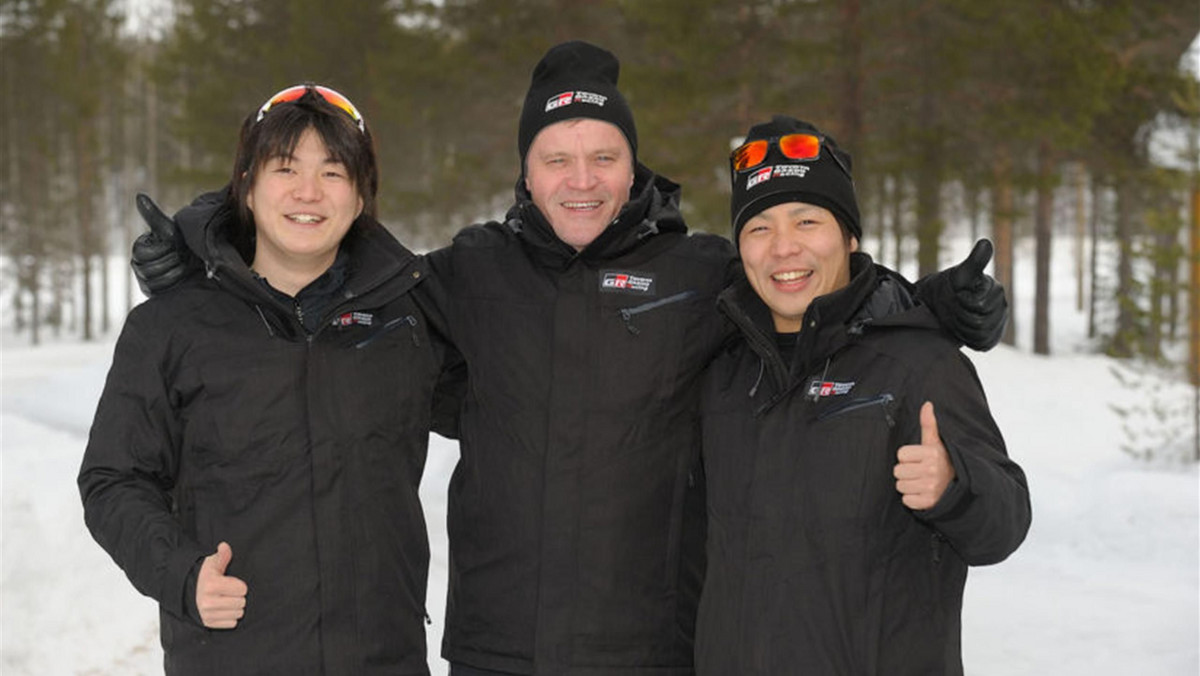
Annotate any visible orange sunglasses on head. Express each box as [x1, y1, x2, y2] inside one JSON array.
[[730, 132, 852, 181], [255, 84, 365, 133]]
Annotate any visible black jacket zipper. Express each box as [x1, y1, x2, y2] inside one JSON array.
[[355, 314, 419, 349], [815, 392, 896, 427], [618, 290, 697, 335]]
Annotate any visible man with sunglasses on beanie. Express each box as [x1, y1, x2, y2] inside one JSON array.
[[695, 115, 1030, 675], [129, 45, 1009, 675]]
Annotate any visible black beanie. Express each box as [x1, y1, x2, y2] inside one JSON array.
[[518, 41, 638, 169], [730, 115, 861, 243]]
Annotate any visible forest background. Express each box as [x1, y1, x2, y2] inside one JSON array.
[[2, 0, 1199, 393]]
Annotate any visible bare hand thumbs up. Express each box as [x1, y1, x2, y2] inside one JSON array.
[[894, 402, 955, 511], [196, 541, 248, 629]]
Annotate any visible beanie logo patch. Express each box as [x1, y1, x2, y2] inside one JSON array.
[[600, 270, 655, 294], [746, 164, 811, 190], [746, 167, 773, 189], [545, 90, 608, 112]]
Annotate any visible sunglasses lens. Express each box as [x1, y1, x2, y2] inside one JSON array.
[[732, 140, 768, 171], [312, 86, 363, 127], [259, 86, 307, 115], [778, 134, 821, 160], [269, 86, 307, 106]]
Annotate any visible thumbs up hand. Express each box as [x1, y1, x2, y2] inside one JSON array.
[[894, 402, 956, 511], [131, 192, 196, 297], [948, 239, 995, 295], [916, 239, 1008, 351], [196, 541, 248, 629]]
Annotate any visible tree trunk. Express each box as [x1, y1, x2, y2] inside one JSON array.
[[1075, 163, 1087, 313], [1088, 173, 1102, 340], [839, 0, 863, 149], [992, 151, 1016, 347], [891, 177, 906, 272], [966, 183, 981, 244], [31, 280, 41, 346], [123, 69, 136, 315], [1162, 216, 1180, 341], [874, 173, 889, 264], [1033, 140, 1054, 355], [915, 150, 943, 277], [1146, 225, 1165, 359], [1110, 178, 1136, 358], [100, 96, 111, 336], [75, 123, 94, 342], [1191, 173, 1200, 389], [1184, 113, 1200, 466]]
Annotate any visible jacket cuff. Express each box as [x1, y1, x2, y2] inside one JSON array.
[[915, 441, 972, 522], [162, 545, 208, 624], [183, 559, 203, 624]]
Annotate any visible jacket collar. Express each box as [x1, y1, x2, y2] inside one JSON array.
[[174, 186, 424, 335], [506, 161, 687, 270], [718, 252, 925, 401]]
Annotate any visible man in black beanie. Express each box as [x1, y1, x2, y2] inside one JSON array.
[[427, 40, 736, 675], [126, 44, 1011, 676], [513, 41, 640, 251], [517, 41, 638, 170], [695, 115, 1030, 675], [730, 115, 861, 245]]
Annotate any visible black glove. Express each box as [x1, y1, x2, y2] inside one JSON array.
[[132, 193, 199, 296], [916, 239, 1008, 351]]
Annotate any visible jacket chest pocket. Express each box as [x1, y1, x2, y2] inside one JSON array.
[[593, 289, 705, 412], [334, 310, 437, 437], [773, 396, 899, 527]]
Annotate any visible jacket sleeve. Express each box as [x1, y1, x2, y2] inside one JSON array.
[[420, 245, 466, 440], [912, 350, 1031, 566], [77, 306, 209, 621]]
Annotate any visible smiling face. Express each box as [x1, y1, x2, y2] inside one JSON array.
[[737, 201, 858, 333], [247, 127, 363, 294], [523, 118, 635, 251]]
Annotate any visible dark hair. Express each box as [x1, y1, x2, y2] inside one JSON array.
[[226, 87, 378, 259]]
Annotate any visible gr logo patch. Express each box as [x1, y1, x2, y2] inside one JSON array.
[[600, 271, 655, 294]]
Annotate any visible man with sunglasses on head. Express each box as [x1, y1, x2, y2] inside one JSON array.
[[81, 85, 444, 675], [131, 44, 1008, 675], [695, 115, 1031, 675]]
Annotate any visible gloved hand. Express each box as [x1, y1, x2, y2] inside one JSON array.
[[916, 239, 1008, 351], [132, 193, 198, 296]]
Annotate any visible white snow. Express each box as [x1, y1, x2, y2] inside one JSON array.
[[2, 236, 1197, 674]]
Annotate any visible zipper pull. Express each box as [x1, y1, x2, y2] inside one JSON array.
[[619, 309, 640, 335], [406, 315, 420, 347]]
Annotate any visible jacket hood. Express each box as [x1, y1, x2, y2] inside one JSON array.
[[173, 188, 234, 267], [507, 161, 687, 268]]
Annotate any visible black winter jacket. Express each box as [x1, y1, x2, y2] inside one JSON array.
[[696, 253, 1031, 676], [425, 165, 738, 674], [79, 192, 444, 675]]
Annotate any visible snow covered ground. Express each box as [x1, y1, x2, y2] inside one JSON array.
[[2, 237, 1197, 674]]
